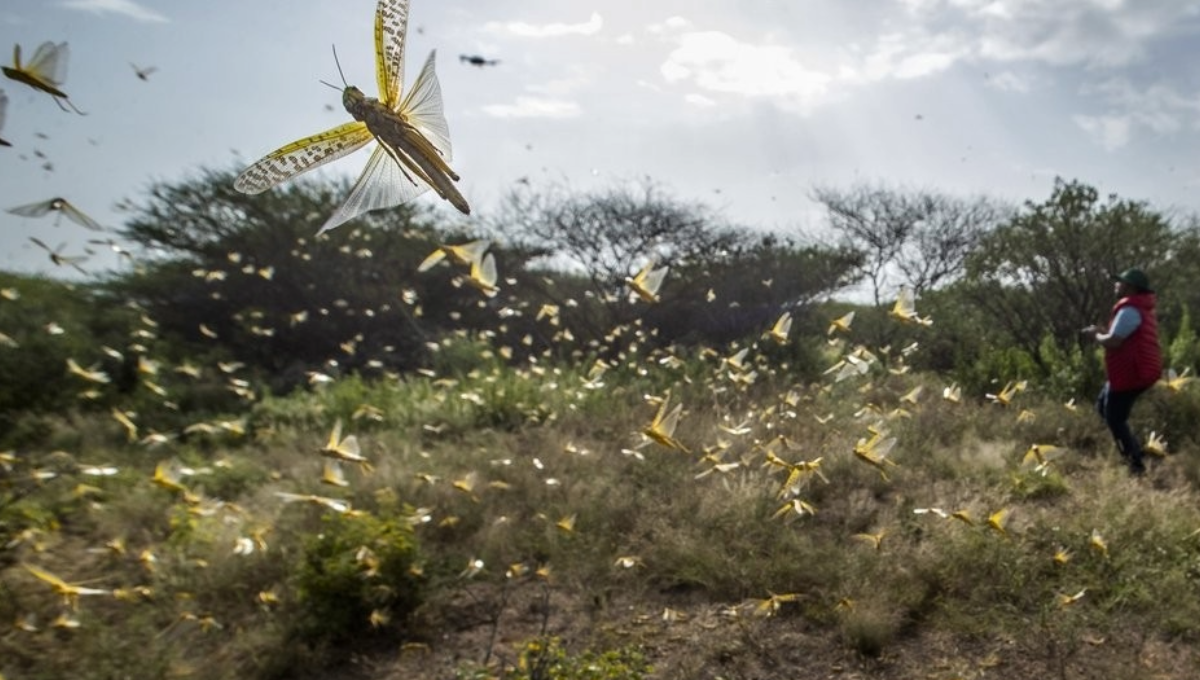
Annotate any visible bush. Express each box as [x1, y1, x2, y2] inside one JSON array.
[[502, 637, 651, 680], [291, 510, 424, 646]]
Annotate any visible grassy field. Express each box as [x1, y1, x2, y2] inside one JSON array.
[[4, 332, 1200, 680]]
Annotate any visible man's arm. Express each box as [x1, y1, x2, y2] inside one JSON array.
[[1084, 308, 1141, 348]]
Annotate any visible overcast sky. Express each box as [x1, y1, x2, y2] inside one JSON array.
[[2, 0, 1200, 277]]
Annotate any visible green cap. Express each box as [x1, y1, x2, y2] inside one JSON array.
[[1112, 268, 1153, 293]]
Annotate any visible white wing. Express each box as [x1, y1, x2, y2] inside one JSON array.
[[25, 42, 69, 87], [398, 50, 452, 162], [8, 199, 55, 218], [318, 143, 432, 234], [0, 89, 8, 138]]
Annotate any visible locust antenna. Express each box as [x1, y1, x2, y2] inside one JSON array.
[[319, 45, 349, 92], [332, 44, 348, 87]]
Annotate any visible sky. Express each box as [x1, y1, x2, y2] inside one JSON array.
[[2, 0, 1200, 277]]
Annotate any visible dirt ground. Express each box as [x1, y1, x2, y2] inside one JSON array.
[[356, 582, 1200, 680]]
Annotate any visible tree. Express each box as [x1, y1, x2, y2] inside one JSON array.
[[109, 167, 491, 390], [811, 182, 1009, 302], [492, 178, 860, 351], [496, 178, 743, 287], [959, 178, 1184, 379]]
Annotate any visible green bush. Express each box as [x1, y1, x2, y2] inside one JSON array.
[[501, 637, 651, 680], [291, 510, 424, 645]]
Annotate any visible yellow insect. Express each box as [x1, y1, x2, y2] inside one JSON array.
[[0, 89, 10, 146], [950, 509, 974, 526], [767, 311, 792, 345], [321, 419, 370, 466], [2, 41, 86, 114], [827, 311, 855, 335], [151, 460, 194, 498], [889, 286, 932, 325], [1089, 529, 1108, 558], [985, 379, 1026, 407], [1022, 443, 1063, 473], [771, 498, 817, 521], [66, 358, 110, 384], [321, 460, 350, 487], [852, 427, 898, 480], [555, 514, 577, 533], [852, 529, 887, 551], [986, 507, 1010, 537], [23, 564, 110, 608], [1161, 367, 1193, 393], [463, 252, 499, 297], [1056, 589, 1086, 608], [942, 383, 961, 403], [751, 591, 801, 617], [235, 0, 469, 233], [275, 491, 354, 514], [899, 385, 924, 405], [641, 392, 689, 453], [418, 239, 489, 271], [1052, 546, 1072, 566], [111, 408, 138, 442], [1144, 430, 1168, 458], [625, 259, 668, 303]]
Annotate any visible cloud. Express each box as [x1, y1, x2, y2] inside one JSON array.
[[647, 16, 693, 35], [856, 31, 968, 81], [481, 96, 581, 119], [660, 31, 832, 113], [901, 0, 1199, 68], [1073, 78, 1200, 149], [1074, 114, 1131, 150], [484, 11, 602, 38], [60, 0, 167, 23], [988, 70, 1033, 93]]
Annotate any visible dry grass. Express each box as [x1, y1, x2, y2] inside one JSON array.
[[4, 347, 1200, 679]]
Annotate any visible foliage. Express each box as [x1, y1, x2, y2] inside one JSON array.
[[1166, 304, 1200, 375], [0, 272, 139, 424], [109, 167, 490, 389], [502, 637, 651, 680], [292, 510, 424, 645], [960, 178, 1186, 378], [495, 178, 862, 350]]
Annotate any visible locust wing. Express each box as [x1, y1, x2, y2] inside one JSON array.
[[234, 122, 374, 194]]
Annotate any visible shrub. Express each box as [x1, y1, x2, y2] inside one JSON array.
[[291, 510, 424, 646], [501, 637, 651, 680]]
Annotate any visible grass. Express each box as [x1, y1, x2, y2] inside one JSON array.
[[4, 340, 1200, 679]]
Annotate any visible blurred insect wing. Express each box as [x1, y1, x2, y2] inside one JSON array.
[[769, 312, 792, 344], [0, 89, 10, 146]]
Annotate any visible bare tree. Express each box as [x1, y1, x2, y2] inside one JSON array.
[[811, 183, 1009, 303], [494, 177, 743, 294]]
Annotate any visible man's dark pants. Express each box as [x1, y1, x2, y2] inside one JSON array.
[[1096, 382, 1148, 475]]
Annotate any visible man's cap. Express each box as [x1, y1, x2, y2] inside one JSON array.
[[1112, 268, 1153, 293]]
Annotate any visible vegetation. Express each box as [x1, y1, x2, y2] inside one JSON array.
[[4, 171, 1200, 679]]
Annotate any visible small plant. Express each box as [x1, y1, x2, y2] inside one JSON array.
[[503, 637, 651, 680], [290, 509, 424, 645]]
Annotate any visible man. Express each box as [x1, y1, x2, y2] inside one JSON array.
[[1082, 268, 1162, 476]]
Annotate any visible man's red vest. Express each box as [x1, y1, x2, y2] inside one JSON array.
[[1105, 292, 1161, 392]]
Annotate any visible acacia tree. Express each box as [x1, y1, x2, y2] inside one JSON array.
[[811, 182, 1010, 302], [109, 166, 494, 388], [959, 178, 1187, 377]]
